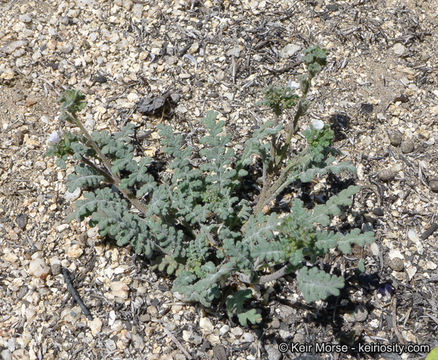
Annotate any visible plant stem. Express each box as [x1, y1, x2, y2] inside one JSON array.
[[276, 76, 312, 168], [252, 153, 303, 216], [80, 155, 113, 183], [65, 110, 148, 215], [258, 264, 290, 284]]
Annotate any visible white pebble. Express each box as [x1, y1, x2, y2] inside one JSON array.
[[28, 258, 50, 279], [199, 317, 214, 334]]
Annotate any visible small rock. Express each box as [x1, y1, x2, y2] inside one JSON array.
[[407, 229, 423, 255], [67, 8, 80, 18], [51, 262, 61, 276], [182, 330, 192, 342], [426, 261, 437, 270], [122, 0, 133, 10], [230, 327, 243, 337], [57, 223, 69, 232], [292, 331, 305, 343], [213, 344, 228, 360], [226, 46, 240, 57], [88, 317, 102, 336], [110, 281, 129, 299], [67, 243, 83, 258], [199, 317, 214, 334], [360, 103, 373, 114], [280, 43, 301, 58], [353, 305, 368, 322], [127, 92, 139, 102], [402, 330, 418, 343], [223, 102, 232, 114], [105, 339, 116, 352], [109, 32, 119, 43], [131, 3, 143, 18], [400, 138, 415, 154], [344, 312, 355, 323], [207, 334, 219, 346], [166, 56, 178, 65], [15, 213, 28, 229], [200, 339, 212, 352], [389, 257, 404, 272], [277, 304, 295, 322], [429, 178, 438, 193], [278, 329, 292, 342], [288, 80, 299, 89], [147, 305, 158, 317], [13, 130, 24, 146], [265, 345, 281, 360], [378, 168, 394, 182], [3, 249, 18, 264], [132, 333, 144, 348], [0, 67, 15, 80], [87, 226, 99, 239], [19, 14, 32, 23], [191, 333, 203, 345], [25, 96, 37, 107], [270, 317, 280, 329], [389, 130, 403, 146], [1, 40, 27, 54], [61, 44, 74, 54], [219, 325, 230, 335], [28, 258, 50, 279], [65, 187, 81, 202], [13, 48, 26, 58], [370, 242, 380, 257], [58, 16, 71, 25], [1, 349, 12, 360], [406, 265, 417, 281], [182, 330, 202, 345], [35, 161, 46, 170], [393, 43, 406, 56], [242, 332, 254, 342], [388, 248, 403, 259], [92, 73, 107, 84], [372, 207, 384, 216], [7, 338, 16, 352]]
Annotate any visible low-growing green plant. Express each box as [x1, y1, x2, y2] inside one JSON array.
[[47, 45, 374, 326]]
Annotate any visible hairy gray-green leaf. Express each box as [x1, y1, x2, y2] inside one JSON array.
[[297, 267, 344, 302]]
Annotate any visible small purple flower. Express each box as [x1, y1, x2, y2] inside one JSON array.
[[47, 130, 61, 144], [378, 283, 393, 297]]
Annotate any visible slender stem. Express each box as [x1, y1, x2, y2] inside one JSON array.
[[252, 153, 303, 216], [80, 155, 113, 184], [276, 77, 312, 168], [269, 113, 281, 170], [65, 110, 149, 215], [270, 136, 276, 169], [258, 264, 290, 284]]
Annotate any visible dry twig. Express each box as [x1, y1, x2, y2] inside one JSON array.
[[62, 267, 93, 320]]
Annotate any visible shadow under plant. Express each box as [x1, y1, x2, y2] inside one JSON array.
[[46, 45, 374, 327]]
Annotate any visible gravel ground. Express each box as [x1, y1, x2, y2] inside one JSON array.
[[1, 0, 438, 359]]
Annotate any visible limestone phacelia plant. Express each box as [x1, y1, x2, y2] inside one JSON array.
[[48, 45, 374, 326]]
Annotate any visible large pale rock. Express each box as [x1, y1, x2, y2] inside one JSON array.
[[110, 281, 129, 299], [28, 258, 50, 279]]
